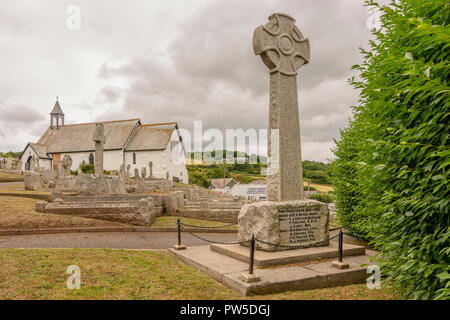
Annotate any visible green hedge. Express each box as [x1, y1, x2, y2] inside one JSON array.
[[332, 0, 449, 299]]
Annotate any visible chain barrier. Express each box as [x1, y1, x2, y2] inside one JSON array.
[[175, 223, 350, 275], [180, 225, 251, 245], [254, 233, 340, 249], [179, 223, 340, 248], [179, 221, 238, 229]]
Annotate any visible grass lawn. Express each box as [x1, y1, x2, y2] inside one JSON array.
[[0, 249, 399, 300], [152, 216, 237, 230], [0, 196, 126, 229], [0, 172, 24, 182], [0, 183, 50, 195], [0, 196, 235, 231]]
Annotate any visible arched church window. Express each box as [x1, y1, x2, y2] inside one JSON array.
[[133, 153, 136, 165], [89, 153, 94, 165]]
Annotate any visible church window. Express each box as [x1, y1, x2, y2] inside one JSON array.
[[89, 153, 94, 165], [133, 153, 136, 165]]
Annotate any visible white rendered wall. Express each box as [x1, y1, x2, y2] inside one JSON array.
[[21, 145, 52, 171], [58, 150, 123, 172], [123, 130, 188, 183]]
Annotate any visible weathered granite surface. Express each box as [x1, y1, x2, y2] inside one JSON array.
[[79, 174, 126, 195], [238, 200, 329, 251], [24, 171, 44, 191], [253, 13, 310, 202], [40, 199, 156, 226]]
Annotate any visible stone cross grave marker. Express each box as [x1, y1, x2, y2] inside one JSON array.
[[253, 12, 310, 202], [149, 161, 153, 179], [92, 123, 106, 175]]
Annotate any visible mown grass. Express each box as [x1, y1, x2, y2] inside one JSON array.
[[0, 172, 24, 182], [0, 249, 399, 300], [0, 183, 50, 195]]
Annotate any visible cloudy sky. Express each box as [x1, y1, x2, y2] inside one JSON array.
[[0, 0, 379, 162]]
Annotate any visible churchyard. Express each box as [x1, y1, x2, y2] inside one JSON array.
[[0, 0, 447, 304], [0, 12, 375, 300]]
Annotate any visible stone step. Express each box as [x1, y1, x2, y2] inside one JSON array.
[[170, 245, 376, 296], [210, 241, 366, 267]]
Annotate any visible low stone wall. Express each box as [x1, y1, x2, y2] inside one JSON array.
[[37, 199, 156, 226], [60, 194, 162, 203], [173, 207, 239, 223]]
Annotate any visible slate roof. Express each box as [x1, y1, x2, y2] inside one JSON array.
[[26, 119, 182, 159], [210, 178, 238, 189], [29, 143, 51, 159], [38, 119, 140, 153], [125, 123, 177, 151]]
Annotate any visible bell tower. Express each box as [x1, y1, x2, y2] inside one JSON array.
[[50, 96, 65, 130]]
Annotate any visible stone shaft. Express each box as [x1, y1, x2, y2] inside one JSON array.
[[267, 72, 304, 201], [95, 141, 103, 174]]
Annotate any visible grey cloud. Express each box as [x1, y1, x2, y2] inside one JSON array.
[[0, 0, 377, 161], [0, 104, 46, 124]]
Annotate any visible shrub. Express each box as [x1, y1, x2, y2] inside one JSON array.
[[309, 193, 335, 204], [331, 0, 449, 299]]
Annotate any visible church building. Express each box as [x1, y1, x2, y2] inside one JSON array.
[[19, 99, 188, 183]]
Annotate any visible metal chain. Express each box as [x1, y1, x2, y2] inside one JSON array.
[[180, 225, 340, 248], [179, 222, 238, 229], [255, 233, 340, 249], [180, 226, 250, 245]]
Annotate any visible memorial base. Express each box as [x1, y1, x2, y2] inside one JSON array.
[[238, 200, 329, 252]]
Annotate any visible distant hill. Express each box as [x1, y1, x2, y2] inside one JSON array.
[[185, 151, 332, 188]]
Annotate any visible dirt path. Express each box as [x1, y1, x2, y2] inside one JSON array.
[[0, 231, 237, 249]]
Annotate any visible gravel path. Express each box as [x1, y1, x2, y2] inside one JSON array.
[[0, 231, 237, 249]]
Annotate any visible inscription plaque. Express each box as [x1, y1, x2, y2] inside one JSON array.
[[279, 206, 323, 245]]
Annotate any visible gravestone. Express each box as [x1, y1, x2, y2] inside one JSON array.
[[126, 164, 131, 180], [24, 171, 44, 190], [134, 168, 140, 180], [57, 160, 64, 177], [149, 161, 153, 179], [119, 164, 125, 180], [29, 156, 36, 172], [61, 155, 72, 176], [92, 123, 106, 175], [238, 13, 329, 251], [141, 167, 147, 180]]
